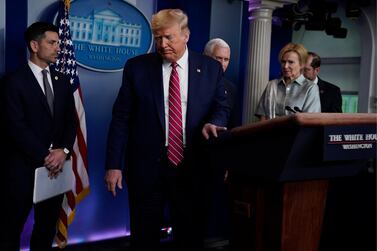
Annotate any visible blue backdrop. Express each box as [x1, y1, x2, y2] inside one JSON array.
[[2, 0, 292, 249]]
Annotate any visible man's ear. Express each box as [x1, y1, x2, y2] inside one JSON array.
[[184, 30, 190, 43], [30, 40, 39, 53], [315, 67, 320, 75]]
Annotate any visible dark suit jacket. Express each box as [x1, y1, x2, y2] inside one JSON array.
[[224, 78, 238, 129], [317, 77, 342, 113], [2, 64, 76, 170], [106, 51, 229, 187]]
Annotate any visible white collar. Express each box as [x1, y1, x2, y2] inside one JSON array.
[[313, 76, 319, 84], [162, 46, 188, 69], [28, 60, 50, 74]]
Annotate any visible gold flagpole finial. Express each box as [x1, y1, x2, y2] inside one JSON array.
[[64, 0, 71, 11]]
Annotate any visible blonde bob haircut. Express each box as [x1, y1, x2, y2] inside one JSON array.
[[151, 9, 190, 34], [278, 43, 308, 66]]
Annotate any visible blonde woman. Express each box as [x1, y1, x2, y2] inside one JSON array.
[[256, 43, 321, 120]]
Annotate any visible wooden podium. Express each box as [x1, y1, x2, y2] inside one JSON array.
[[211, 113, 377, 251]]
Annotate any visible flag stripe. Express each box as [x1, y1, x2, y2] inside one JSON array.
[[54, 0, 89, 248]]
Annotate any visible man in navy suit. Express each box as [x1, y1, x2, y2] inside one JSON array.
[[105, 9, 229, 251], [204, 38, 238, 129], [304, 52, 342, 112], [0, 22, 76, 251], [203, 38, 237, 242]]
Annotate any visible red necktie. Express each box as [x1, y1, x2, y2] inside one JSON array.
[[167, 62, 184, 166]]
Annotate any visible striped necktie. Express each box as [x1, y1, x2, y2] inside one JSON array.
[[167, 62, 184, 166]]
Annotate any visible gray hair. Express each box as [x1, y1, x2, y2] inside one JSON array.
[[203, 38, 230, 56]]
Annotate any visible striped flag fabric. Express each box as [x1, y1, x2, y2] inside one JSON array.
[[54, 0, 89, 248]]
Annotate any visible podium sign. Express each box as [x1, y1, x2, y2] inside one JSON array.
[[324, 125, 377, 161]]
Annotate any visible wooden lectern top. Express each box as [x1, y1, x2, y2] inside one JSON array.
[[232, 113, 377, 137]]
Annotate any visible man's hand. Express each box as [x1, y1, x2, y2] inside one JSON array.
[[224, 169, 229, 183], [105, 169, 123, 197], [202, 123, 227, 140], [44, 149, 67, 178]]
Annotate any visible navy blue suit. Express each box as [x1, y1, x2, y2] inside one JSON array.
[[223, 78, 238, 129], [317, 77, 342, 113], [0, 64, 76, 251], [106, 51, 229, 251]]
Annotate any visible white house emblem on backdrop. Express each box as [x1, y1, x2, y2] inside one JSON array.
[[59, 0, 152, 72]]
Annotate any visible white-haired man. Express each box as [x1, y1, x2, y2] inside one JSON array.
[[203, 38, 238, 245], [204, 38, 237, 128]]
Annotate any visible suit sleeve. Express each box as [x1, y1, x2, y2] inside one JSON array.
[[58, 81, 77, 155], [105, 61, 134, 170], [332, 86, 343, 112], [3, 75, 50, 163], [207, 66, 230, 127]]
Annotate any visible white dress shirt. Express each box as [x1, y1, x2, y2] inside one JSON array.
[[313, 76, 319, 84], [28, 60, 54, 95]]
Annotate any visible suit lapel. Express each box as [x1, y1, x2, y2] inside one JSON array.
[[50, 69, 64, 117], [150, 54, 165, 131], [186, 51, 201, 133], [318, 78, 325, 94]]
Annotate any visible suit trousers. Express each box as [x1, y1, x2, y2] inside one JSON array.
[[127, 157, 210, 251], [0, 163, 64, 251]]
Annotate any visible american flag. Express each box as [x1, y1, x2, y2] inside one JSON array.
[[54, 0, 89, 248]]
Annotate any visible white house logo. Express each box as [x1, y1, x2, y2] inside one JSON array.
[[63, 0, 152, 72]]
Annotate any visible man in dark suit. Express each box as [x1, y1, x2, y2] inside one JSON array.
[[203, 38, 237, 244], [204, 38, 238, 129], [304, 51, 342, 112], [105, 9, 229, 251], [0, 22, 76, 251]]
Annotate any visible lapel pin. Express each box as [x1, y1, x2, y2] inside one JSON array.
[[55, 76, 58, 80], [197, 68, 201, 73]]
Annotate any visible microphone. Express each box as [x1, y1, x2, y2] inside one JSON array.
[[294, 106, 303, 113], [285, 106, 296, 113]]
